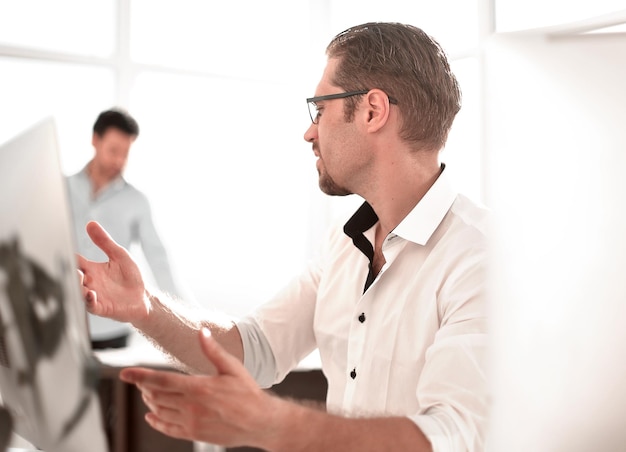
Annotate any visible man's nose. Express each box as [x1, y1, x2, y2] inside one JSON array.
[[303, 122, 317, 143]]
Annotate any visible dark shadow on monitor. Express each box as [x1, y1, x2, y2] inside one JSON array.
[[0, 118, 109, 452]]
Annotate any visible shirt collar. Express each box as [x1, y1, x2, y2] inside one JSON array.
[[344, 164, 457, 246], [394, 164, 457, 245], [79, 164, 127, 191]]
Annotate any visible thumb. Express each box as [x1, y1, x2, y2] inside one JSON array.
[[85, 221, 128, 262], [199, 328, 246, 378]]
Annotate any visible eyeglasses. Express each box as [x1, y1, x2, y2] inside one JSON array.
[[306, 90, 398, 124]]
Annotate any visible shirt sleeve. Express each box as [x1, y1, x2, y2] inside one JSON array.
[[236, 315, 278, 388], [409, 333, 488, 451], [242, 256, 322, 386], [134, 193, 183, 298], [410, 246, 489, 452]]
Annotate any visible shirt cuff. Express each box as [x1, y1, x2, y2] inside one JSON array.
[[409, 412, 472, 452], [236, 315, 278, 388]]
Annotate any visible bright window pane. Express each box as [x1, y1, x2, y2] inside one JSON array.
[[130, 0, 310, 80], [0, 58, 115, 173], [0, 0, 115, 56], [329, 0, 479, 55], [127, 71, 314, 315]]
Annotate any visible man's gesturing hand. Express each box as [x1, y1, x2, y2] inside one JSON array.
[[76, 220, 150, 324], [119, 328, 286, 448]]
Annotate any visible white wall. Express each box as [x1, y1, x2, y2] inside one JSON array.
[[484, 31, 626, 451]]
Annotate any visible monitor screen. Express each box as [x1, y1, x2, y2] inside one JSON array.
[[0, 118, 108, 452]]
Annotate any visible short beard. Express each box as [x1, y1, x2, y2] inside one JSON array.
[[318, 172, 352, 196]]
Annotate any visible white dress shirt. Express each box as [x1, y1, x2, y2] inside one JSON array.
[[238, 166, 489, 451]]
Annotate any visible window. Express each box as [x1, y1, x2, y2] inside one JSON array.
[[0, 0, 115, 56], [0, 0, 486, 316], [0, 58, 115, 172]]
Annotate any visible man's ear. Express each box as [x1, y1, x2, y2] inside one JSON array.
[[364, 89, 393, 133]]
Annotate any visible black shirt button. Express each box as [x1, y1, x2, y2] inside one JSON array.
[[358, 313, 366, 323], [350, 368, 357, 379]]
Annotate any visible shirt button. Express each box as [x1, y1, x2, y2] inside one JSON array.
[[350, 368, 357, 379], [358, 313, 366, 323]]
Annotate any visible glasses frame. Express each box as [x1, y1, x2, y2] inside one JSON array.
[[306, 90, 398, 124]]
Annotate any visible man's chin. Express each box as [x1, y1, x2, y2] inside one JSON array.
[[318, 180, 352, 197]]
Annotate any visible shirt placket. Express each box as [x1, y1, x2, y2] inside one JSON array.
[[342, 233, 406, 410], [343, 290, 369, 408]]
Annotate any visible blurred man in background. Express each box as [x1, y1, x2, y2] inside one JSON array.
[[67, 108, 187, 349]]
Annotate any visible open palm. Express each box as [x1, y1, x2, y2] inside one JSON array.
[[77, 221, 150, 324]]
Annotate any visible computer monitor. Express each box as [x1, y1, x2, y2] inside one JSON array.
[[0, 118, 108, 452]]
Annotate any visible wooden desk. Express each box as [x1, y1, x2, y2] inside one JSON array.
[[95, 334, 193, 452], [98, 363, 193, 452]]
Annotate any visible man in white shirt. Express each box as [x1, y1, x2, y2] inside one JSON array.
[[77, 22, 489, 451], [67, 108, 185, 349]]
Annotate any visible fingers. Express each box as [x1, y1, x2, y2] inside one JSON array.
[[120, 367, 166, 386], [122, 368, 190, 439], [75, 259, 99, 312], [84, 289, 99, 312], [121, 368, 191, 419], [199, 328, 247, 378], [140, 387, 184, 422], [120, 367, 189, 393], [76, 253, 90, 274], [76, 260, 96, 311], [76, 268, 85, 285], [75, 222, 146, 322], [144, 412, 188, 440], [85, 221, 127, 262]]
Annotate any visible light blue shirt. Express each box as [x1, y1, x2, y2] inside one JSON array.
[[66, 166, 183, 340]]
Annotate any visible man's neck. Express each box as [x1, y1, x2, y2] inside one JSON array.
[[367, 160, 442, 237], [86, 161, 116, 197]]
